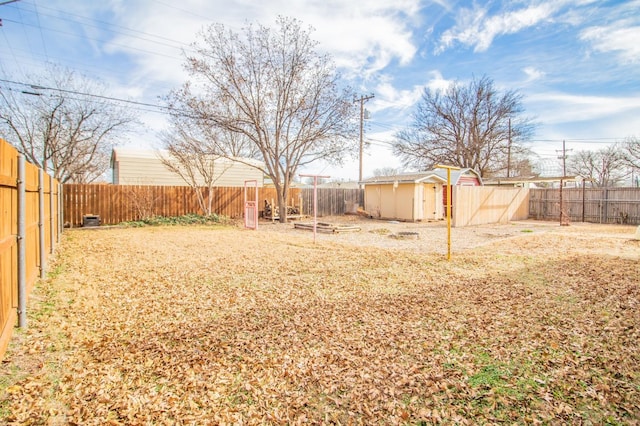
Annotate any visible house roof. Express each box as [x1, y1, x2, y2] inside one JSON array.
[[362, 167, 482, 185], [483, 175, 584, 185], [110, 147, 264, 168], [361, 172, 447, 185]]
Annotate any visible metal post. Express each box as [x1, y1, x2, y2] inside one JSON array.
[[582, 182, 586, 223], [17, 155, 27, 328], [313, 178, 318, 242], [254, 183, 258, 230], [300, 174, 330, 243], [559, 178, 563, 226], [38, 169, 46, 279], [447, 168, 452, 259], [435, 164, 459, 261], [58, 182, 64, 237], [49, 174, 55, 253]]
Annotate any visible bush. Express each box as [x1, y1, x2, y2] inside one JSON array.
[[120, 214, 233, 227]]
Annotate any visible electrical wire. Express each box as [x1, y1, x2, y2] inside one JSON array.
[[0, 78, 173, 114]]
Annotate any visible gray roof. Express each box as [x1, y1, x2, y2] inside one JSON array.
[[362, 168, 482, 185], [361, 172, 447, 185]]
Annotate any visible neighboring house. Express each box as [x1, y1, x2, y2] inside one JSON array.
[[483, 176, 583, 188], [362, 172, 447, 221], [110, 148, 264, 187]]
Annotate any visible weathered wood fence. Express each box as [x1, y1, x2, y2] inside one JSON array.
[[529, 187, 640, 225], [453, 186, 530, 227], [300, 187, 364, 217], [63, 184, 365, 226], [1, 138, 62, 359]]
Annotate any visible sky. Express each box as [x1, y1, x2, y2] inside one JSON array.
[[1, 0, 639, 181]]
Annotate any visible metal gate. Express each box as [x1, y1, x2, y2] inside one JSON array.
[[244, 180, 258, 230]]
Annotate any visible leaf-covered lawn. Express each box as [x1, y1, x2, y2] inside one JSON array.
[[1, 224, 639, 424]]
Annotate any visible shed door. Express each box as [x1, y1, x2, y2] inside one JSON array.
[[423, 184, 437, 220]]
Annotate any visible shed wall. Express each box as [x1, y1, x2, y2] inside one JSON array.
[[365, 182, 445, 222]]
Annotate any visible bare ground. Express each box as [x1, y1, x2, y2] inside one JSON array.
[[1, 219, 639, 425]]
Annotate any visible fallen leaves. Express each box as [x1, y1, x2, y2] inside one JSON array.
[[1, 223, 639, 424]]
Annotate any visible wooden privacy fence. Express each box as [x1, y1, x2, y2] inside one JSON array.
[[63, 185, 365, 226], [530, 187, 640, 225], [453, 186, 530, 227], [300, 188, 364, 217], [0, 138, 62, 359]]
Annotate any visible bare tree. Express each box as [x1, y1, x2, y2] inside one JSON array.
[[621, 136, 640, 169], [393, 76, 534, 177], [372, 167, 404, 177], [0, 66, 136, 182], [567, 146, 627, 187], [169, 17, 357, 222], [159, 131, 235, 216]]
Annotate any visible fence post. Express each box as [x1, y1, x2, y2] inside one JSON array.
[[49, 174, 55, 253], [17, 155, 27, 328], [58, 182, 63, 238], [39, 169, 46, 279], [603, 188, 609, 224]]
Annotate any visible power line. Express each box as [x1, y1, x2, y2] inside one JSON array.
[[32, 2, 192, 49], [31, 0, 48, 61], [0, 78, 172, 113], [1, 17, 182, 60]]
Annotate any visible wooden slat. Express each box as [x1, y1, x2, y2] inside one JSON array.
[[453, 186, 530, 227], [60, 184, 369, 226], [529, 187, 640, 225]]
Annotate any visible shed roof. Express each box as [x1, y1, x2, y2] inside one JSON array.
[[362, 167, 482, 185], [361, 172, 447, 185], [428, 168, 483, 185]]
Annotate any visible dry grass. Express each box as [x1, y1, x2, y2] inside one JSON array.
[[1, 220, 639, 425]]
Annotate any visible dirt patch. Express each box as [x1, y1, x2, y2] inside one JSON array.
[[259, 216, 638, 257], [1, 220, 638, 424]]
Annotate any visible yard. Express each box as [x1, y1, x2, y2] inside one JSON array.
[[1, 218, 639, 424]]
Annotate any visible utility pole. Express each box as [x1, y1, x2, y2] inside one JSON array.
[[355, 94, 374, 186], [506, 118, 511, 178], [556, 139, 572, 179]]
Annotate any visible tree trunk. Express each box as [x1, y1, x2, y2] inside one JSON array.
[[277, 184, 288, 223]]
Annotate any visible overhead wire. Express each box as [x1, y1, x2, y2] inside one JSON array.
[[0, 78, 173, 115], [32, 0, 48, 61]]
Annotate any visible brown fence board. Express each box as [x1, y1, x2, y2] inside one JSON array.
[[63, 184, 365, 226], [0, 140, 18, 358], [0, 138, 61, 359]]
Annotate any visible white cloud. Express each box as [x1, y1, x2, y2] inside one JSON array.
[[522, 66, 545, 82], [525, 92, 640, 140], [527, 92, 640, 124], [374, 81, 424, 111], [437, 2, 558, 53], [580, 24, 640, 63], [425, 70, 452, 92], [102, 0, 422, 88]]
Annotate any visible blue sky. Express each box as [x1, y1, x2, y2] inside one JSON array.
[[1, 0, 639, 180]]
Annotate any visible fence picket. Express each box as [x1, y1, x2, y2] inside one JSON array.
[[529, 187, 640, 225], [1, 138, 61, 359], [62, 184, 365, 226]]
